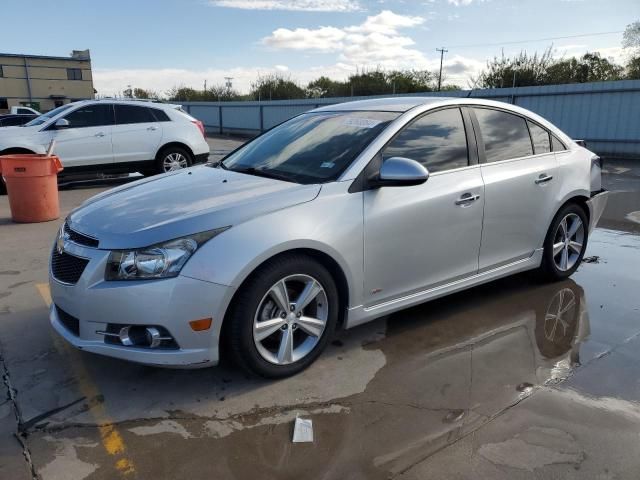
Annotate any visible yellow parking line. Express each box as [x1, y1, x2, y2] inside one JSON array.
[[36, 283, 136, 477]]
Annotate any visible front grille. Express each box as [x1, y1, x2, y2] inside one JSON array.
[[64, 222, 99, 248], [51, 250, 89, 284], [55, 305, 80, 336]]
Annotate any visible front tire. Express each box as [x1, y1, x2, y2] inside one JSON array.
[[227, 254, 339, 378], [538, 203, 589, 281]]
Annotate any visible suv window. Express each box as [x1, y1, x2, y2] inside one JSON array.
[[383, 108, 469, 173], [115, 105, 156, 124], [62, 104, 114, 128], [551, 134, 567, 152], [474, 108, 533, 162], [527, 121, 551, 154], [149, 108, 170, 122]]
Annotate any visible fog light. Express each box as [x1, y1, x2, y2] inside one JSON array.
[[145, 327, 162, 348], [189, 318, 212, 331]]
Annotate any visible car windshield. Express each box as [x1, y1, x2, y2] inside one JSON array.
[[24, 104, 74, 127], [220, 111, 399, 184]]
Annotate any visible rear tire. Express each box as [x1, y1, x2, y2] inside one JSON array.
[[538, 203, 589, 281], [227, 254, 339, 378], [155, 146, 192, 174]]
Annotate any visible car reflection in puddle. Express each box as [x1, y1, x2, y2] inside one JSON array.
[[214, 277, 591, 479]]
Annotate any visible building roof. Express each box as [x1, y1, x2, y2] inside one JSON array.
[[0, 52, 89, 62]]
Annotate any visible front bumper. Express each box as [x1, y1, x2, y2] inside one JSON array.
[[49, 240, 234, 368], [586, 189, 609, 234]]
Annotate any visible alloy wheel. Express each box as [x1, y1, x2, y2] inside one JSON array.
[[253, 274, 328, 365], [552, 213, 585, 271], [163, 152, 188, 172]]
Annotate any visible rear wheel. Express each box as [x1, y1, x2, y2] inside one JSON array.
[[155, 146, 192, 174], [227, 254, 339, 378], [538, 203, 588, 281]]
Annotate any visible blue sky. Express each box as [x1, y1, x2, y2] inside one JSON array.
[[2, 0, 638, 95]]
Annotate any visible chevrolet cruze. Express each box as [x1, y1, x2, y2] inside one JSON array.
[[49, 97, 608, 377]]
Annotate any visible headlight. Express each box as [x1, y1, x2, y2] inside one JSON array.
[[105, 227, 228, 280]]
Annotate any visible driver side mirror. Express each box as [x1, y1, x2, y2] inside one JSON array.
[[54, 118, 70, 129], [372, 157, 429, 188]]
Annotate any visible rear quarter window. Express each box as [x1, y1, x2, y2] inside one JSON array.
[[149, 108, 171, 122], [551, 134, 567, 152]]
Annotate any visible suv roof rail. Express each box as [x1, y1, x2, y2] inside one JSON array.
[[94, 97, 168, 104]]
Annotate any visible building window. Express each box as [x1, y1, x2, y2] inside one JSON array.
[[67, 68, 82, 80], [0, 98, 8, 110], [0, 65, 3, 77]]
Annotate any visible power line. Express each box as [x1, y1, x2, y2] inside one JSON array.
[[445, 30, 623, 50]]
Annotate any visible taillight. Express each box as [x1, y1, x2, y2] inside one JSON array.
[[192, 120, 205, 137]]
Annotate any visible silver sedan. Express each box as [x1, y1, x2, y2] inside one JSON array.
[[48, 97, 608, 377]]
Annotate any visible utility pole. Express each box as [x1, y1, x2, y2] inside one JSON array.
[[436, 47, 448, 92], [204, 79, 207, 91]]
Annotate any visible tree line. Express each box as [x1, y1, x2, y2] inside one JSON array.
[[126, 21, 640, 102]]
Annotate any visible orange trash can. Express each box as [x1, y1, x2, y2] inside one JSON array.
[[0, 154, 64, 223]]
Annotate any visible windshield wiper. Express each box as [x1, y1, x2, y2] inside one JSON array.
[[231, 167, 296, 183], [207, 160, 228, 170]]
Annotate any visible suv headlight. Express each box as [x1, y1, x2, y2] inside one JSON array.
[[105, 227, 228, 280]]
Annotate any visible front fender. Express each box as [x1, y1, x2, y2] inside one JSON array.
[[0, 142, 45, 154], [180, 182, 364, 309]]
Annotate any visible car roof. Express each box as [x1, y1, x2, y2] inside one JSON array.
[[70, 99, 181, 110], [312, 96, 455, 113]]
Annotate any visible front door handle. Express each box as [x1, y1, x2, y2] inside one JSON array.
[[535, 174, 553, 184], [455, 193, 481, 206], [94, 132, 105, 137]]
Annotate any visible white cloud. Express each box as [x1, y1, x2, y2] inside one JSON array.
[[447, 0, 485, 6], [210, 0, 361, 11], [262, 10, 428, 69], [345, 10, 424, 35], [264, 26, 347, 51]]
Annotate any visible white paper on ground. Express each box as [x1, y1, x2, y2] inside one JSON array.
[[292, 417, 313, 443]]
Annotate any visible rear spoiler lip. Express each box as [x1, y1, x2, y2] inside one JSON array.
[[574, 139, 587, 148]]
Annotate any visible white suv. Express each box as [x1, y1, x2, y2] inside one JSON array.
[[0, 100, 210, 190]]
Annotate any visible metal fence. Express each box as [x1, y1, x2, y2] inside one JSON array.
[[182, 79, 640, 158]]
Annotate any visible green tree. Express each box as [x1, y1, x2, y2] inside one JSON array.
[[250, 74, 305, 101], [476, 48, 624, 88], [623, 20, 640, 79]]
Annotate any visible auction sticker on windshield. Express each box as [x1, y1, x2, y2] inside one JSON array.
[[343, 117, 383, 128]]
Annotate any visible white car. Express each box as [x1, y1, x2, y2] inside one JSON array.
[[10, 106, 41, 115], [0, 100, 210, 192]]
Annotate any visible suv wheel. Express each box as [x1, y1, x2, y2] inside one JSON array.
[[156, 146, 192, 174], [538, 203, 588, 281], [227, 254, 339, 378]]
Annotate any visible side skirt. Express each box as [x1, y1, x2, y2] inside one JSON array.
[[344, 248, 544, 329]]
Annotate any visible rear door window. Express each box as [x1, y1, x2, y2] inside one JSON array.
[[114, 105, 156, 124], [527, 121, 551, 154], [473, 108, 533, 162], [383, 108, 469, 173]]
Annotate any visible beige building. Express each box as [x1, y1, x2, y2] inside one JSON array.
[[0, 49, 94, 113]]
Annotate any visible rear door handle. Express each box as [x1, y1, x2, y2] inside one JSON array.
[[535, 174, 553, 184], [94, 132, 105, 137], [455, 193, 481, 206], [147, 125, 158, 131]]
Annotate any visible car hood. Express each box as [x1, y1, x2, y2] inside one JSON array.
[[0, 125, 40, 137], [68, 166, 321, 249]]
